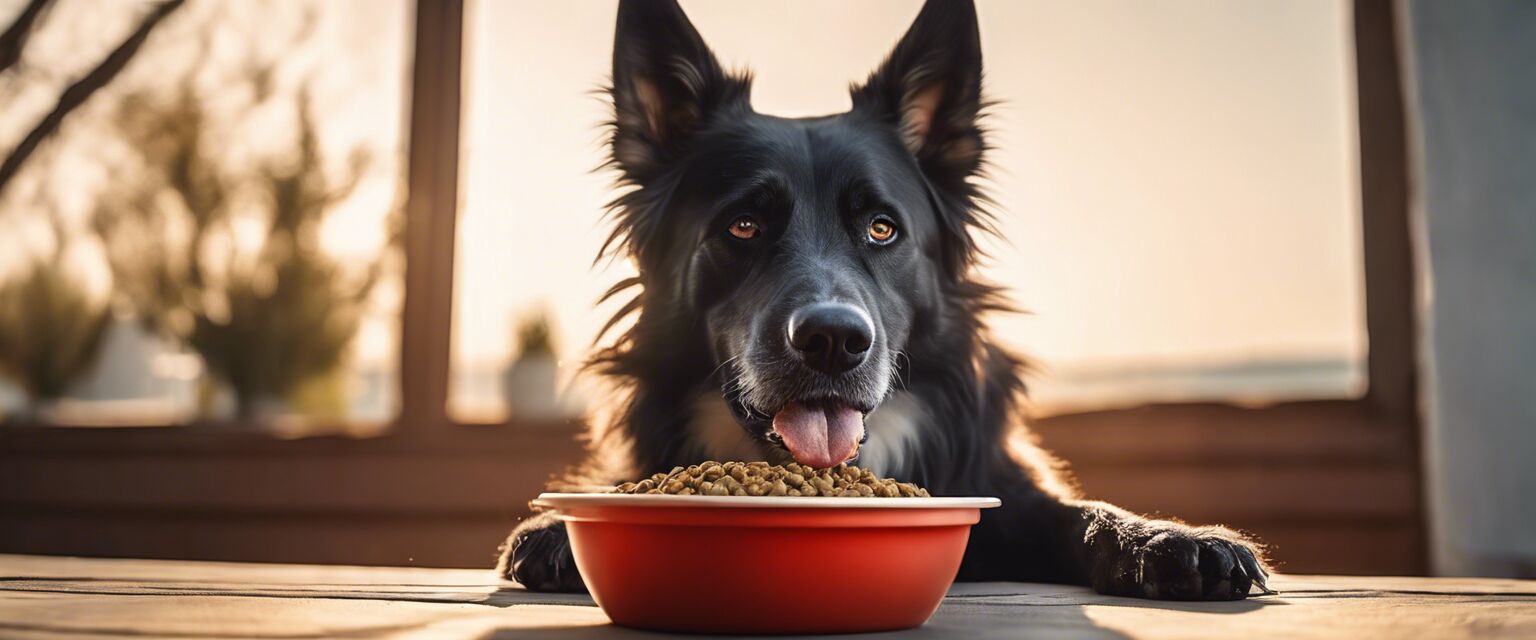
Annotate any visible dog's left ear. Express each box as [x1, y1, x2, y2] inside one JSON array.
[[851, 0, 985, 188], [610, 0, 751, 183]]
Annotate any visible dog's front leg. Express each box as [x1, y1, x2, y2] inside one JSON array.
[[968, 473, 1271, 600], [1073, 500, 1272, 600], [496, 511, 586, 592]]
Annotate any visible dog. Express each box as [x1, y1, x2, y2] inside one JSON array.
[[498, 0, 1270, 601]]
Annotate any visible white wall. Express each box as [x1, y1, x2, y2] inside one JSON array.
[[1404, 0, 1536, 577]]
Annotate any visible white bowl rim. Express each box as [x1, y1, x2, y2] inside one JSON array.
[[533, 492, 1001, 510]]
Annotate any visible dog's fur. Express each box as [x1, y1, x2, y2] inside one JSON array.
[[498, 0, 1270, 601]]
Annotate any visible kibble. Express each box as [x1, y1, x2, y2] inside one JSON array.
[[611, 461, 930, 498]]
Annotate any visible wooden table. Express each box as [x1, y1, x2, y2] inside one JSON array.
[[2, 554, 1533, 639]]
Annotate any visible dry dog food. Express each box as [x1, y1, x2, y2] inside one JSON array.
[[612, 461, 930, 497]]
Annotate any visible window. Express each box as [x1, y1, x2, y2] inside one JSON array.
[[0, 0, 1424, 574], [0, 0, 412, 431]]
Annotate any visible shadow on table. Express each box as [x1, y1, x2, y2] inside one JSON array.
[[1089, 593, 1286, 614], [482, 587, 600, 608], [476, 609, 1131, 640], [480, 586, 1285, 639]]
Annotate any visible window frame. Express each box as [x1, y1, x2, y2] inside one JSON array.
[[0, 0, 1424, 573]]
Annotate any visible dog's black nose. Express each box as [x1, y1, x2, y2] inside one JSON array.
[[788, 303, 874, 374]]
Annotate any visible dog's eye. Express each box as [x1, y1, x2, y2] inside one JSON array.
[[867, 216, 898, 245], [727, 217, 760, 240]]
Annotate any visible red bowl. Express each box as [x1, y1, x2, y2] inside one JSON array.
[[533, 493, 1000, 635]]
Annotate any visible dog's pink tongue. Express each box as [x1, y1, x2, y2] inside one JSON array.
[[771, 401, 864, 469]]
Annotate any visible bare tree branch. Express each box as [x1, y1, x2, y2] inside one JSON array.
[[0, 0, 53, 75], [0, 0, 186, 195]]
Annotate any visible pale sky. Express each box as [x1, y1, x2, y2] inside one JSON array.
[[452, 0, 1364, 414]]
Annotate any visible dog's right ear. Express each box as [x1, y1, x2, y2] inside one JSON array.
[[610, 0, 750, 183], [851, 0, 985, 190]]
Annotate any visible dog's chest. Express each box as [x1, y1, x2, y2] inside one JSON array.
[[858, 392, 928, 479]]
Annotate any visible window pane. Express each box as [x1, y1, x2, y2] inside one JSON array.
[[0, 0, 411, 431], [452, 0, 1364, 422], [974, 0, 1367, 414], [453, 0, 622, 423]]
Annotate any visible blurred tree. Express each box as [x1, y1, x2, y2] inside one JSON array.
[[0, 0, 187, 196], [94, 76, 388, 421], [0, 213, 111, 422], [0, 0, 53, 74]]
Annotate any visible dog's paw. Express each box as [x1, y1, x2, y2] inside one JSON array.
[[1088, 520, 1271, 601], [496, 512, 586, 593]]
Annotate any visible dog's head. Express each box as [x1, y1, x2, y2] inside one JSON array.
[[601, 0, 988, 468]]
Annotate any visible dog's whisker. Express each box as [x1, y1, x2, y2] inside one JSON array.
[[707, 354, 742, 381], [894, 349, 913, 391]]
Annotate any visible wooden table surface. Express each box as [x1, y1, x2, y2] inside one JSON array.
[[2, 554, 1533, 639]]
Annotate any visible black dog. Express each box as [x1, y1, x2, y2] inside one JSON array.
[[499, 0, 1270, 601]]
